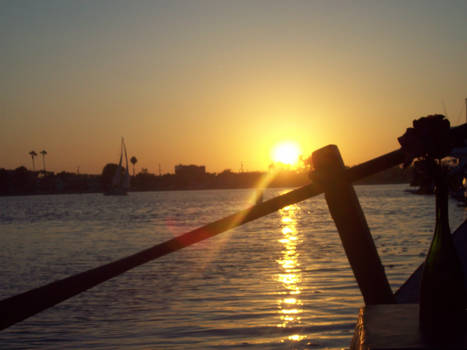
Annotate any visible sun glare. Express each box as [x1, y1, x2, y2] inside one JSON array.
[[271, 141, 301, 167]]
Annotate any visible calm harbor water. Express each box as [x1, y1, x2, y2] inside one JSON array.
[[1, 184, 466, 349]]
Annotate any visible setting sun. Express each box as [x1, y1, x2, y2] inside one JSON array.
[[271, 141, 301, 167]]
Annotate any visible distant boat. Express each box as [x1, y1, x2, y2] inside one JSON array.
[[104, 138, 130, 196]]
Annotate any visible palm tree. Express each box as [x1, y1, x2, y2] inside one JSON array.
[[40, 150, 47, 172], [130, 156, 138, 176], [29, 151, 37, 171]]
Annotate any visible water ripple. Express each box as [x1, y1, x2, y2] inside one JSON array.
[[0, 185, 465, 349]]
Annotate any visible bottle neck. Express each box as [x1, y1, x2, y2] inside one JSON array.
[[435, 180, 450, 231]]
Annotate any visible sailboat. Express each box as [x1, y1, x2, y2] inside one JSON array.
[[104, 138, 130, 195]]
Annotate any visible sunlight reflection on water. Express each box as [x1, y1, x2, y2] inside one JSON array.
[[277, 204, 303, 344], [0, 185, 466, 349]]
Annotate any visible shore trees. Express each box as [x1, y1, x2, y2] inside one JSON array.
[[40, 150, 47, 172], [130, 156, 138, 176], [29, 151, 37, 171]]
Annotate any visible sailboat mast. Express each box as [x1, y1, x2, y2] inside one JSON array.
[[123, 138, 129, 171], [122, 138, 130, 189], [112, 138, 124, 186]]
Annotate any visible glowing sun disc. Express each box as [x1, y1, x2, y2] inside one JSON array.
[[272, 141, 301, 166]]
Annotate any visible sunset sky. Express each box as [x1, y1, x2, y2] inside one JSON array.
[[1, 0, 466, 174]]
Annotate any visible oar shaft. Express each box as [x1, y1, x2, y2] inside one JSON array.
[[1, 136, 459, 330], [0, 183, 320, 330]]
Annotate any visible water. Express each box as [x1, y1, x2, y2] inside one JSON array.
[[0, 185, 466, 349]]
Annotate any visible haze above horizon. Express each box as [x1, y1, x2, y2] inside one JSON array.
[[1, 0, 466, 174]]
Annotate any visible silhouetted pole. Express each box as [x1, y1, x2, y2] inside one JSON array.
[[312, 145, 395, 305], [3, 122, 467, 330]]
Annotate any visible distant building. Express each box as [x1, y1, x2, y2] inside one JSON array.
[[174, 164, 206, 178]]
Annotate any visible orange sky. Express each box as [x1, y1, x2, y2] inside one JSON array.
[[1, 1, 466, 174]]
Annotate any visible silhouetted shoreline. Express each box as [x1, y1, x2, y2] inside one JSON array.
[[0, 165, 412, 197]]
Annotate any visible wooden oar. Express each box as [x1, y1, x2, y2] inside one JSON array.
[[2, 122, 466, 331], [0, 148, 403, 330]]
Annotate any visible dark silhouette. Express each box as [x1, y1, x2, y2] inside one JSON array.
[[0, 166, 101, 196], [12, 166, 35, 194], [101, 163, 126, 193], [29, 151, 37, 171], [40, 150, 47, 172], [408, 159, 435, 194], [130, 156, 137, 176], [0, 162, 413, 197], [101, 163, 120, 184]]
